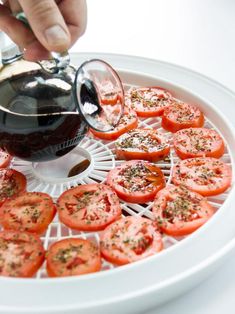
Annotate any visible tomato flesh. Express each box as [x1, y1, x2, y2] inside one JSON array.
[[57, 184, 122, 231], [0, 230, 44, 277], [100, 216, 163, 265], [152, 185, 215, 236], [0, 149, 12, 168], [97, 79, 122, 105], [107, 160, 165, 203], [162, 101, 204, 133], [172, 157, 232, 196], [126, 86, 173, 117], [90, 108, 138, 140], [173, 128, 225, 159], [0, 192, 56, 234], [115, 128, 170, 162], [0, 168, 27, 206], [46, 238, 101, 277]]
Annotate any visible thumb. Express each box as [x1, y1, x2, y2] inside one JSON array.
[[18, 0, 71, 52]]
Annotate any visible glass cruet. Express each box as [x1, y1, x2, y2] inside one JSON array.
[[0, 44, 124, 162]]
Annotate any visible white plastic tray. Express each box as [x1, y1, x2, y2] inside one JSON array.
[[1, 53, 235, 314]]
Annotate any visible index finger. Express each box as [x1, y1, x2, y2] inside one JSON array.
[[58, 0, 87, 46]]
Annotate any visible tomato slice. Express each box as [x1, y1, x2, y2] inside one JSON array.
[[0, 149, 12, 168], [115, 128, 170, 162], [97, 79, 121, 105], [107, 160, 165, 203], [0, 192, 56, 234], [125, 86, 173, 117], [0, 230, 45, 277], [46, 238, 101, 277], [90, 108, 138, 140], [0, 168, 27, 206], [100, 216, 163, 265], [172, 157, 232, 196], [173, 128, 225, 159], [162, 101, 204, 133], [152, 185, 215, 236], [57, 184, 122, 231]]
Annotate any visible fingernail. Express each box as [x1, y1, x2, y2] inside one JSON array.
[[44, 25, 69, 46]]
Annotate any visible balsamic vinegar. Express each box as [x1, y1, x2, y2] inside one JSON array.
[[0, 70, 87, 162]]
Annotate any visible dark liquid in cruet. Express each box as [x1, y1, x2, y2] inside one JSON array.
[[0, 69, 88, 162]]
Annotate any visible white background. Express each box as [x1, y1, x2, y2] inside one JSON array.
[[1, 0, 235, 313], [72, 1, 235, 313]]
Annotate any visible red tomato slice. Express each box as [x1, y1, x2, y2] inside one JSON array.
[[107, 160, 165, 203], [46, 238, 101, 277], [126, 86, 173, 117], [0, 230, 45, 277], [152, 185, 215, 236], [97, 79, 121, 105], [162, 101, 204, 133], [0, 192, 56, 234], [115, 128, 170, 162], [172, 157, 232, 196], [0, 168, 27, 206], [57, 184, 122, 231], [90, 108, 138, 140], [173, 128, 225, 159], [100, 216, 163, 265], [0, 149, 12, 168]]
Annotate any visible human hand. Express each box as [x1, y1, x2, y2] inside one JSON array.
[[0, 0, 87, 61]]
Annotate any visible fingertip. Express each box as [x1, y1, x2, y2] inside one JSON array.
[[44, 24, 71, 52]]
